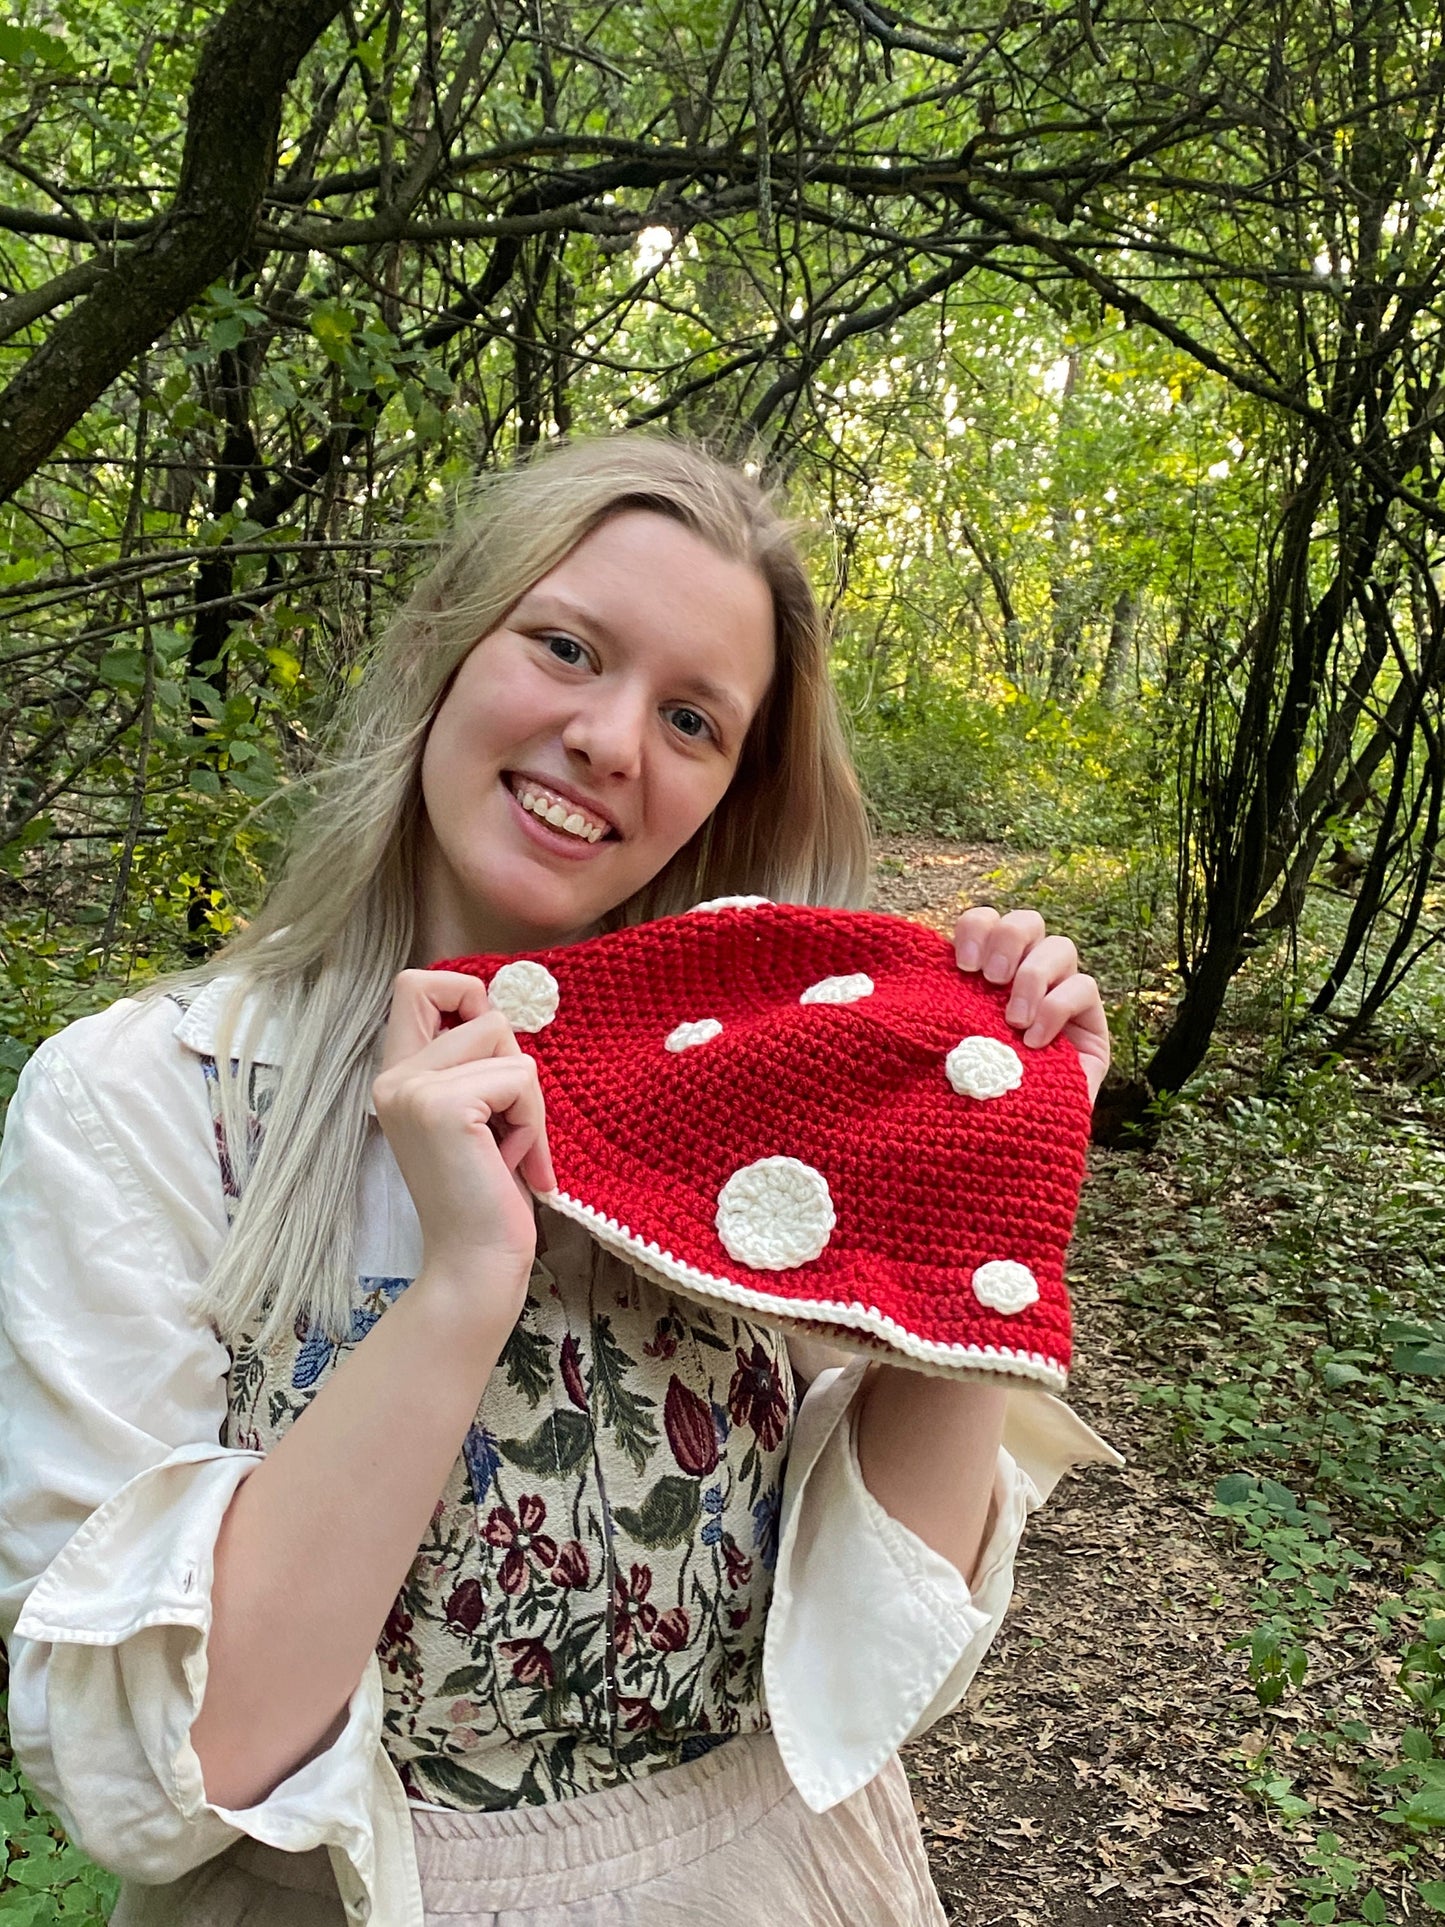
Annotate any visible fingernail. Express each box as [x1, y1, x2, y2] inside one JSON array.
[[1006, 999, 1027, 1026], [983, 951, 1010, 981], [1024, 1023, 1046, 1048], [958, 941, 981, 971]]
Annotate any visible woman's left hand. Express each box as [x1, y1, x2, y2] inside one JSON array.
[[954, 906, 1111, 1104]]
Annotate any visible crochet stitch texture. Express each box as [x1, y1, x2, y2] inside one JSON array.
[[436, 901, 1092, 1389]]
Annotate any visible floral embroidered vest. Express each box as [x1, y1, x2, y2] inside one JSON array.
[[192, 1042, 792, 1811]]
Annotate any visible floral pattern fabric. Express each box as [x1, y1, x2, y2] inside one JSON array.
[[197, 1048, 792, 1811]]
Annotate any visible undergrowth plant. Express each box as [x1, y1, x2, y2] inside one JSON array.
[[1101, 1057, 1445, 1923]]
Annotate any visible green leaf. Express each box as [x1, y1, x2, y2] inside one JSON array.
[[1215, 1472, 1255, 1507], [0, 1893, 50, 1924], [1403, 1785, 1445, 1825], [209, 314, 248, 352], [0, 23, 74, 69], [437, 1664, 489, 1695], [499, 1408, 591, 1477], [309, 298, 357, 363], [590, 1314, 658, 1475], [613, 1474, 700, 1548], [499, 1318, 554, 1408], [1393, 1342, 1445, 1377], [407, 1753, 525, 1808], [1360, 1891, 1387, 1924], [98, 648, 146, 691], [1417, 1879, 1445, 1914], [1322, 1361, 1364, 1389]]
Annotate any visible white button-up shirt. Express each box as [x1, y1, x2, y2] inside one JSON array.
[[0, 980, 1121, 1925]]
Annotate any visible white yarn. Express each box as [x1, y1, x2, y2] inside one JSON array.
[[799, 973, 874, 1006], [487, 960, 560, 1033], [665, 1018, 723, 1052], [945, 1035, 1023, 1100], [971, 1260, 1040, 1315], [715, 1157, 836, 1270], [687, 895, 773, 913]]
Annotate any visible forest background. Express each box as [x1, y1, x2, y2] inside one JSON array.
[[3, 0, 1445, 1919]]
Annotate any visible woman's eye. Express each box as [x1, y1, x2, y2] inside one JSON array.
[[668, 706, 712, 741], [544, 634, 587, 666]]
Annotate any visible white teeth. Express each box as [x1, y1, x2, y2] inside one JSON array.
[[511, 779, 609, 842]]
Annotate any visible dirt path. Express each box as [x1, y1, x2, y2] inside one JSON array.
[[907, 1249, 1273, 1927], [878, 838, 1421, 1927]]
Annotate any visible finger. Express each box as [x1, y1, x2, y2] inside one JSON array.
[[389, 1007, 522, 1080], [1020, 973, 1104, 1049], [978, 909, 1048, 985], [953, 906, 1001, 972], [380, 969, 493, 1070], [1000, 934, 1080, 1027], [401, 1056, 557, 1191]]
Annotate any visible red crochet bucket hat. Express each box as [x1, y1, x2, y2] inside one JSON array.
[[435, 899, 1091, 1389]]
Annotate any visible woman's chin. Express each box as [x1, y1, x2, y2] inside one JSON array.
[[458, 862, 620, 955]]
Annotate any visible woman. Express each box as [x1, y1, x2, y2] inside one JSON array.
[[0, 435, 1117, 1925]]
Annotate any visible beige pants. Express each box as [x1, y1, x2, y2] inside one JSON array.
[[113, 1734, 946, 1925]]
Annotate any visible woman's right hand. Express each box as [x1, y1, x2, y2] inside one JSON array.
[[372, 970, 556, 1319]]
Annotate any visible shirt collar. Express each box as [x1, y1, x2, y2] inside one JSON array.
[[171, 974, 382, 1116], [171, 974, 293, 1066]]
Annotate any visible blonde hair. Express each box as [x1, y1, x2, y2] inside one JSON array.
[[172, 435, 871, 1351]]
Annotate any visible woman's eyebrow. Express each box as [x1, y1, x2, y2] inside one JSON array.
[[676, 676, 748, 728]]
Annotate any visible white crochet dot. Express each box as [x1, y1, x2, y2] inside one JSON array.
[[716, 1157, 835, 1271], [487, 960, 560, 1033], [946, 1035, 1024, 1100], [687, 895, 773, 913], [971, 1260, 1040, 1316], [666, 1018, 723, 1052], [799, 973, 875, 1006]]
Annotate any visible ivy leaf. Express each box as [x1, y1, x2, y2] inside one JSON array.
[[437, 1664, 489, 1696], [613, 1475, 700, 1549], [499, 1408, 591, 1477], [407, 1753, 525, 1809]]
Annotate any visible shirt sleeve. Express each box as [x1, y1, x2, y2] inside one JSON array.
[[763, 1358, 1123, 1813], [0, 1008, 390, 1891]]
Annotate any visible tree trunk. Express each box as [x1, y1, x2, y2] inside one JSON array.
[[1099, 589, 1137, 704], [0, 0, 345, 503]]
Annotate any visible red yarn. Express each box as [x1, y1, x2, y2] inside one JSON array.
[[434, 901, 1091, 1388]]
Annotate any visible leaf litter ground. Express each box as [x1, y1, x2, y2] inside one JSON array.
[[875, 837, 1445, 1927]]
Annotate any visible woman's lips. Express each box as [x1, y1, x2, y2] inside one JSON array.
[[502, 778, 614, 860]]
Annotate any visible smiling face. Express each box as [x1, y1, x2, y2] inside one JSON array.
[[414, 508, 777, 961]]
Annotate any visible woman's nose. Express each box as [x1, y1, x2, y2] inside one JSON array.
[[561, 684, 646, 780]]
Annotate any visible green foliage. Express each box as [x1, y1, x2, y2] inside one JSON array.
[[1092, 1055, 1445, 1914], [848, 687, 1153, 848]]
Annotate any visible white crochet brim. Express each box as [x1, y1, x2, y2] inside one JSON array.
[[540, 1186, 1068, 1391]]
